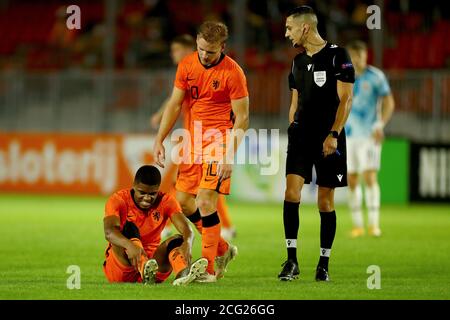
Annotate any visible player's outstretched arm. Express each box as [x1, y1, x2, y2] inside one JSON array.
[[323, 80, 353, 157], [289, 89, 298, 124], [170, 212, 194, 263], [153, 87, 185, 167], [103, 216, 147, 270], [219, 96, 249, 180]]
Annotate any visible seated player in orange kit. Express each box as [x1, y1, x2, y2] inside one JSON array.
[[102, 165, 207, 286]]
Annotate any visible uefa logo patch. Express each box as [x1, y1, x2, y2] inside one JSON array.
[[313, 71, 326, 87]]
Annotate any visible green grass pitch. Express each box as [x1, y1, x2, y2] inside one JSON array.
[[0, 194, 449, 300]]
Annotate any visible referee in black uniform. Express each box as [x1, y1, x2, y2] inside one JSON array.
[[278, 6, 355, 281]]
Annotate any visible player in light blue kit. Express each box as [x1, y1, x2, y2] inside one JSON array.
[[345, 41, 395, 238]]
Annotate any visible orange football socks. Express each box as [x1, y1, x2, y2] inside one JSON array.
[[168, 247, 189, 275], [201, 212, 221, 275], [188, 209, 229, 256]]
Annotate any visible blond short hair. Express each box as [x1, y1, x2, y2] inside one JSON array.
[[197, 21, 229, 44], [346, 40, 368, 52]]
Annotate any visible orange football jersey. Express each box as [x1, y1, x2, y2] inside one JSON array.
[[174, 52, 248, 157], [104, 189, 182, 256]]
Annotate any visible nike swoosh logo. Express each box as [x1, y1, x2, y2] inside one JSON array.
[[203, 245, 214, 249], [187, 77, 195, 81]]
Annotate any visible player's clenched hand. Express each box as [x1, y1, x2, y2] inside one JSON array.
[[217, 162, 232, 181], [322, 136, 338, 157], [126, 242, 148, 271], [153, 141, 166, 168], [372, 127, 384, 144]]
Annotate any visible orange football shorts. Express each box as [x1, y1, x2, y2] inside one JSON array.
[[103, 246, 172, 283], [175, 161, 231, 195]]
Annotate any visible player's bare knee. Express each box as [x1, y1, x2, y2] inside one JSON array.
[[285, 188, 301, 203], [196, 198, 215, 213], [363, 172, 378, 187], [177, 192, 196, 214], [348, 175, 359, 190], [318, 198, 333, 212], [179, 202, 194, 215], [196, 191, 217, 214]]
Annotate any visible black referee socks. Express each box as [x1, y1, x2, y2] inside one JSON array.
[[319, 211, 337, 270], [283, 200, 300, 263]]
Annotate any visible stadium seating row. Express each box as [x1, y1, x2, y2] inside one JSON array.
[[0, 1, 448, 70]]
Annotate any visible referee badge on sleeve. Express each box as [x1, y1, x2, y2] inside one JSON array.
[[313, 71, 326, 87]]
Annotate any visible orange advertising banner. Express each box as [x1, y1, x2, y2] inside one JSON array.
[[0, 132, 174, 195]]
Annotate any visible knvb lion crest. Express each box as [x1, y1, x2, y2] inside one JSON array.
[[212, 79, 220, 90], [152, 211, 160, 221]]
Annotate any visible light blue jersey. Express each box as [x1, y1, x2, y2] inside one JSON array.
[[346, 66, 391, 138]]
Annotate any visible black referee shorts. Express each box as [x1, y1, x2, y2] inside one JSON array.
[[285, 122, 348, 188]]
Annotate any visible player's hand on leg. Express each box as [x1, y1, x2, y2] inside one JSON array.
[[218, 162, 232, 180], [322, 136, 338, 157], [153, 141, 166, 168], [126, 243, 148, 271], [179, 242, 192, 265]]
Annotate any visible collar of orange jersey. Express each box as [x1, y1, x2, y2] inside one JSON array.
[[198, 53, 225, 69]]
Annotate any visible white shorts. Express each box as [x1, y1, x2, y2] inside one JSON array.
[[346, 137, 382, 174]]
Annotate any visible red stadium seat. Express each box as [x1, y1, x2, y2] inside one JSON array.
[[427, 32, 446, 68], [383, 47, 404, 70], [386, 12, 402, 31], [408, 34, 428, 69], [402, 13, 423, 32]]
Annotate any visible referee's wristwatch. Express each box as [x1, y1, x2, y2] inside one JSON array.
[[329, 130, 339, 138]]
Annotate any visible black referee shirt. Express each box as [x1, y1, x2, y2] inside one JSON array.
[[289, 42, 355, 139]]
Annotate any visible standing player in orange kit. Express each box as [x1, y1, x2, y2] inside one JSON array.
[[103, 165, 207, 286], [153, 21, 249, 283], [150, 35, 237, 241]]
